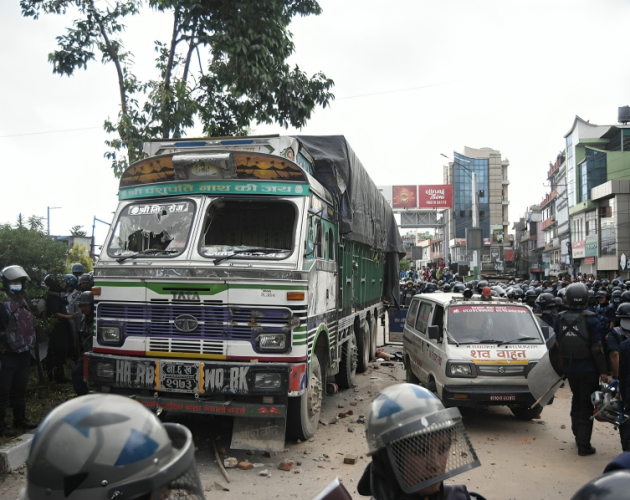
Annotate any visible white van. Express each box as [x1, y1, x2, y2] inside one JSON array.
[[402, 292, 551, 419]]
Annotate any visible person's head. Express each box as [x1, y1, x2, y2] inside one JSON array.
[[570, 470, 630, 500], [78, 273, 94, 292], [19, 394, 203, 500], [365, 384, 479, 497], [0, 265, 31, 295], [481, 287, 492, 300], [44, 274, 64, 293], [77, 291, 94, 317], [71, 263, 85, 278], [566, 283, 589, 310], [597, 290, 609, 304], [64, 274, 79, 293]]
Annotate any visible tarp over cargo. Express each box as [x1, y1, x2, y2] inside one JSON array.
[[296, 136, 405, 305]]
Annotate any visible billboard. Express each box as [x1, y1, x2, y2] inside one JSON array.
[[491, 225, 505, 244], [418, 185, 453, 209], [392, 185, 417, 209], [572, 240, 585, 259]]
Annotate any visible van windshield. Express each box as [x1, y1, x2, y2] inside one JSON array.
[[199, 199, 295, 260], [446, 304, 543, 344], [108, 201, 195, 258]]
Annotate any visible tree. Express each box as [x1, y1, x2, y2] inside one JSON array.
[[399, 259, 411, 272], [66, 243, 94, 272], [70, 225, 88, 237], [21, 0, 335, 177]]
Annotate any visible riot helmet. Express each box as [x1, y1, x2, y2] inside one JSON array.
[[587, 289, 597, 307], [535, 293, 555, 310], [596, 290, 608, 300], [554, 297, 565, 309], [477, 281, 488, 294], [612, 279, 621, 287], [452, 283, 465, 293], [611, 290, 622, 306], [365, 384, 480, 496], [622, 291, 630, 303], [44, 274, 64, 292], [565, 283, 589, 310], [71, 263, 85, 277], [570, 470, 630, 500], [616, 303, 630, 331], [443, 284, 452, 292], [525, 289, 538, 307], [1, 265, 31, 294], [78, 273, 94, 292], [64, 274, 79, 292], [19, 394, 203, 500]]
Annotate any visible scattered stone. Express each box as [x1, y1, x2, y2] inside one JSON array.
[[344, 455, 359, 465], [252, 463, 265, 468], [219, 447, 227, 454], [278, 460, 293, 471], [561, 425, 566, 429], [347, 410, 354, 416], [214, 482, 229, 491], [259, 469, 269, 477], [297, 461, 302, 466], [491, 463, 496, 465], [338, 413, 347, 419], [348, 427, 356, 433], [373, 365, 379, 369], [323, 454, 330, 458], [356, 397, 364, 401], [319, 420, 328, 426], [318, 465, 325, 469], [350, 402, 357, 406], [246, 450, 255, 455], [284, 448, 289, 452], [360, 456, 363, 459], [223, 457, 238, 468], [329, 417, 339, 425], [338, 404, 344, 408], [354, 388, 360, 392], [297, 439, 301, 444], [309, 437, 315, 442], [357, 417, 366, 424], [294, 469, 302, 474], [238, 460, 253, 470], [263, 451, 277, 458]]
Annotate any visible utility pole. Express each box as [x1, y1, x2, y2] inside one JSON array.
[[47, 206, 61, 236]]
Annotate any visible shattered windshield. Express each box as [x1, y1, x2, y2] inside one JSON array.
[[446, 304, 543, 344], [199, 199, 295, 260], [107, 201, 195, 258]]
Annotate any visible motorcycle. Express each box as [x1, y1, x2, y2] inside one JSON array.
[[591, 380, 630, 428]]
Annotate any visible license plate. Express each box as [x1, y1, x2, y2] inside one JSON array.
[[160, 362, 199, 393], [490, 395, 516, 401]]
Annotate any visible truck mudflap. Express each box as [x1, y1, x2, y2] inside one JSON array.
[[135, 395, 287, 453], [86, 353, 298, 395]]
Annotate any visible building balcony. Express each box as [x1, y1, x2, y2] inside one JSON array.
[[541, 190, 557, 208], [541, 215, 557, 229], [502, 199, 510, 205], [502, 179, 510, 185]]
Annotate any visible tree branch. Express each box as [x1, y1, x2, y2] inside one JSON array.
[[162, 5, 181, 138]]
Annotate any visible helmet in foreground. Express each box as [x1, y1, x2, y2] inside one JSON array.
[[365, 383, 480, 495], [20, 394, 203, 500], [570, 470, 630, 500]]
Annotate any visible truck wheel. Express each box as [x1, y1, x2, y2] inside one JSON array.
[[356, 322, 370, 373], [287, 353, 324, 440], [510, 404, 543, 420], [336, 331, 358, 389], [369, 319, 377, 360]]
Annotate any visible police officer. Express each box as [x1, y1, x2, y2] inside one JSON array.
[[70, 262, 85, 279], [536, 292, 558, 335], [0, 266, 38, 437], [401, 281, 417, 306], [71, 292, 95, 396], [357, 383, 486, 500], [614, 303, 630, 451], [19, 394, 204, 500], [555, 283, 609, 456], [78, 273, 93, 292], [44, 275, 77, 383]]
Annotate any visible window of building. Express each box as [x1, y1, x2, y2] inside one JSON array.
[[585, 211, 597, 236], [607, 131, 622, 152], [580, 162, 588, 202], [573, 218, 584, 241]]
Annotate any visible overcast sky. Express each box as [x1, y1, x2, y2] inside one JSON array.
[[2, 0, 629, 250]]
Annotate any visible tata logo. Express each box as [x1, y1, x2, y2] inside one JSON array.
[[172, 291, 201, 302], [174, 314, 199, 333]]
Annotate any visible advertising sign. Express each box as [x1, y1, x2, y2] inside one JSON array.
[[392, 185, 417, 209], [572, 240, 586, 259], [491, 225, 504, 244], [585, 237, 598, 258], [418, 185, 453, 209], [483, 238, 492, 246]]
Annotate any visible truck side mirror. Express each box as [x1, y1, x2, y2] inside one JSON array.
[[428, 325, 440, 341]]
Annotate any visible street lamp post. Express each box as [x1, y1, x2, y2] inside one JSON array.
[[47, 206, 61, 236]]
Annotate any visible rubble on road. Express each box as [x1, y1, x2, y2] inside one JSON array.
[[344, 455, 358, 465], [238, 460, 252, 470], [223, 457, 238, 468], [278, 460, 293, 471], [259, 469, 269, 477]]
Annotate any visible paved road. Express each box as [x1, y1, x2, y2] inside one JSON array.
[[0, 353, 624, 499]]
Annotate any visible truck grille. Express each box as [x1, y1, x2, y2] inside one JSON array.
[[98, 303, 294, 341], [148, 338, 225, 355]]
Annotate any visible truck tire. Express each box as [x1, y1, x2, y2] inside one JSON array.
[[510, 404, 543, 420], [369, 318, 377, 360], [287, 353, 324, 440], [356, 322, 370, 373], [336, 331, 358, 389]]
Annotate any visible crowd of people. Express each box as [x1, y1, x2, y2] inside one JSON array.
[[0, 263, 95, 437]]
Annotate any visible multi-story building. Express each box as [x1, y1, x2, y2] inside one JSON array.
[[564, 114, 630, 279], [512, 205, 545, 280], [443, 146, 510, 276]]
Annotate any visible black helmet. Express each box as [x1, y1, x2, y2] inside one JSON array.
[[616, 303, 630, 318], [535, 293, 555, 310], [602, 279, 610, 286], [596, 290, 608, 299], [566, 283, 589, 309], [570, 470, 630, 500], [612, 279, 621, 287], [443, 284, 452, 292], [612, 290, 622, 305], [622, 291, 630, 303], [77, 291, 94, 306], [588, 289, 597, 306], [554, 297, 565, 308], [593, 280, 601, 289], [452, 283, 465, 293], [44, 274, 64, 292]]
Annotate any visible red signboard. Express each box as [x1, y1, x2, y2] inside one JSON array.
[[418, 185, 453, 209], [584, 257, 595, 264], [392, 185, 418, 209], [572, 240, 585, 259]]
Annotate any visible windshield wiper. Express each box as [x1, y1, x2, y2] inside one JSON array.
[[475, 340, 504, 344], [498, 337, 538, 346], [212, 248, 286, 265], [116, 249, 178, 263]]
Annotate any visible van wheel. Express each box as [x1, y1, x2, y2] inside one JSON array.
[[287, 353, 324, 440], [510, 404, 543, 420], [405, 362, 419, 384], [369, 319, 377, 360], [336, 331, 358, 389], [356, 322, 370, 373]]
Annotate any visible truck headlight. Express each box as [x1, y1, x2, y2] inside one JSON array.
[[255, 373, 282, 389], [257, 333, 287, 351], [99, 326, 121, 344], [446, 361, 476, 378]]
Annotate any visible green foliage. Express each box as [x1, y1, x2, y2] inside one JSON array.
[[66, 243, 94, 272], [0, 218, 68, 297], [399, 259, 411, 272], [21, 0, 335, 177], [70, 225, 87, 237]]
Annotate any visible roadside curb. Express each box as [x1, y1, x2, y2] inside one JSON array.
[[0, 433, 34, 473]]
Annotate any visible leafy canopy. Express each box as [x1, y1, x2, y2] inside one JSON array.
[[66, 242, 94, 273], [21, 0, 335, 177]]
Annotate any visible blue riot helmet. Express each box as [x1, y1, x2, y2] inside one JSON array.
[[71, 263, 85, 277]]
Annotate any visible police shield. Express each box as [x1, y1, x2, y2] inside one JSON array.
[[527, 349, 563, 407]]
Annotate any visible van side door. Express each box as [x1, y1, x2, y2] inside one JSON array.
[[414, 301, 433, 383], [425, 305, 446, 392], [403, 298, 422, 382]]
